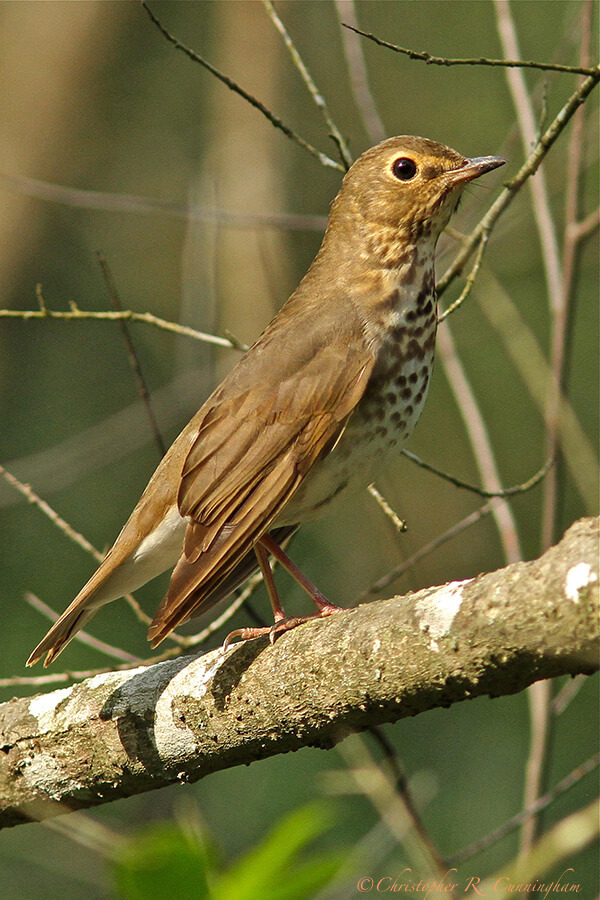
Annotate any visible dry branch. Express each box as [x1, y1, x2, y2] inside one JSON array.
[[0, 517, 597, 830]]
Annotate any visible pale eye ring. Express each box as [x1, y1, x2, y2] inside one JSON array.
[[392, 157, 418, 181]]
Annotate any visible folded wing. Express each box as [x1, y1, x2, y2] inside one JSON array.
[[148, 328, 374, 645]]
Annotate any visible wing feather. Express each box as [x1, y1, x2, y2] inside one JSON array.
[[148, 305, 375, 645]]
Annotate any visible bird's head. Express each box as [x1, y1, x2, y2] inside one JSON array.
[[328, 135, 505, 263]]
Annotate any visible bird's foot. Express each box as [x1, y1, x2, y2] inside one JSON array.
[[223, 602, 342, 651]]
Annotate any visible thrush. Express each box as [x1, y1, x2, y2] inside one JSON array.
[[27, 136, 504, 667]]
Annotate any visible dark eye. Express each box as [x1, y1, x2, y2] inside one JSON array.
[[392, 157, 417, 181]]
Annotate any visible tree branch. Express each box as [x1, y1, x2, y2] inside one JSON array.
[[0, 517, 597, 829]]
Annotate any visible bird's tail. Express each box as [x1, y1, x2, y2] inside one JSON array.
[[26, 602, 98, 668], [26, 554, 138, 667]]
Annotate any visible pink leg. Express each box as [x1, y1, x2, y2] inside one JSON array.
[[259, 532, 340, 614], [223, 534, 342, 649]]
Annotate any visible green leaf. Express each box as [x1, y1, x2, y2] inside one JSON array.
[[112, 801, 345, 900], [213, 801, 342, 900], [113, 821, 218, 900]]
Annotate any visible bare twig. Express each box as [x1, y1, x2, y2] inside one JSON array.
[[341, 23, 599, 76], [400, 451, 553, 499], [361, 453, 552, 599], [25, 594, 141, 665], [222, 329, 250, 353], [437, 231, 489, 321], [338, 735, 453, 892], [437, 68, 600, 297], [447, 752, 600, 865], [141, 2, 344, 171], [96, 252, 167, 458], [367, 484, 407, 534], [494, 0, 596, 858], [0, 304, 235, 348], [573, 205, 599, 240], [361, 501, 497, 597], [366, 727, 449, 879], [520, 678, 553, 858], [0, 463, 186, 641], [172, 573, 265, 650], [541, 0, 596, 550], [552, 674, 587, 716], [475, 270, 597, 512], [262, 0, 353, 169], [43, 812, 123, 856], [0, 463, 103, 562], [494, 0, 563, 314], [478, 800, 599, 895]]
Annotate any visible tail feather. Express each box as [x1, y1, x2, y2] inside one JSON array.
[[26, 606, 97, 668], [148, 525, 297, 647], [28, 524, 299, 666], [26, 506, 186, 666]]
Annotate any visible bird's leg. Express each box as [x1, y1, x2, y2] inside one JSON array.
[[223, 542, 286, 648], [259, 533, 341, 615], [254, 541, 287, 623], [223, 534, 342, 650]]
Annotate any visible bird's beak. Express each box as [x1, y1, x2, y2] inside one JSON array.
[[447, 155, 507, 185]]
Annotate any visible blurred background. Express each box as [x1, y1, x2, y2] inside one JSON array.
[[0, 1, 597, 897]]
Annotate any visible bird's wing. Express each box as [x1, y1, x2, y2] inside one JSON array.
[[148, 328, 374, 645]]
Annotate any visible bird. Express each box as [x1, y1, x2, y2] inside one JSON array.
[[27, 135, 505, 667]]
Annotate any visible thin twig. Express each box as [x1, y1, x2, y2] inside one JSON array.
[[0, 305, 235, 348], [141, 2, 344, 172], [573, 205, 600, 240], [437, 231, 489, 321], [437, 68, 600, 297], [367, 484, 407, 533], [96, 252, 167, 457], [475, 270, 597, 512], [361, 501, 496, 598], [0, 671, 93, 689], [338, 735, 454, 893], [43, 812, 123, 856], [541, 0, 595, 551], [447, 752, 600, 866], [262, 0, 353, 169], [366, 452, 555, 598], [341, 23, 599, 76], [367, 728, 449, 882], [520, 679, 552, 858], [170, 572, 265, 649], [494, 0, 570, 858], [0, 462, 182, 637], [223, 329, 250, 352], [25, 593, 141, 664], [552, 674, 587, 716], [362, 455, 552, 598], [0, 463, 103, 562], [400, 450, 553, 499], [0, 574, 268, 690], [495, 0, 563, 315]]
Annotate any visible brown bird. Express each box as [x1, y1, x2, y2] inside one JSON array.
[[27, 136, 505, 667]]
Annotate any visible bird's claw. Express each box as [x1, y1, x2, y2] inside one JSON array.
[[223, 604, 342, 651]]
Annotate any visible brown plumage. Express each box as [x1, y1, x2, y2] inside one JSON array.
[[27, 136, 504, 667]]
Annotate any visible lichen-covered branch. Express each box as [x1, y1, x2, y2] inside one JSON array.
[[0, 517, 597, 829]]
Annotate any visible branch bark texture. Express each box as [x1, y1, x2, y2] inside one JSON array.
[[1, 517, 597, 829]]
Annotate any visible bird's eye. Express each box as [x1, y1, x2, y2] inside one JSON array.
[[391, 157, 418, 181]]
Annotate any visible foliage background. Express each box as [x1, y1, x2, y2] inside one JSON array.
[[0, 1, 597, 897]]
